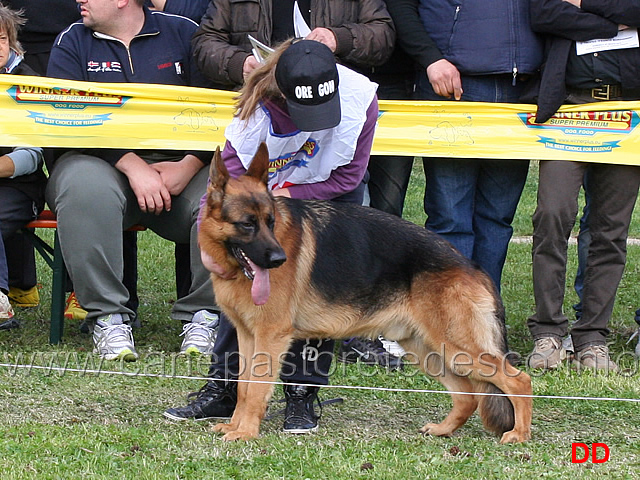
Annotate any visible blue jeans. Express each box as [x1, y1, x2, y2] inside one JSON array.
[[415, 72, 530, 291]]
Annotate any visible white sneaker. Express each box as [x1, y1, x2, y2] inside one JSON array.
[[378, 336, 406, 357], [180, 310, 219, 355], [93, 314, 138, 362], [0, 291, 15, 320]]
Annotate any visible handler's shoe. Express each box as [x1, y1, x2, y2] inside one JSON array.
[[8, 285, 40, 307], [573, 345, 618, 373], [163, 379, 237, 421], [64, 292, 87, 321], [93, 314, 138, 362], [527, 336, 566, 369], [179, 310, 219, 355], [283, 385, 320, 434], [338, 337, 404, 370]]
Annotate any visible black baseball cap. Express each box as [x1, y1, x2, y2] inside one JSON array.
[[275, 40, 341, 131]]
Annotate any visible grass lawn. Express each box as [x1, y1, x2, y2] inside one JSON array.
[[1, 161, 640, 479]]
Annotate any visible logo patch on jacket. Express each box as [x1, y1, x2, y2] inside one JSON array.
[[87, 61, 122, 73]]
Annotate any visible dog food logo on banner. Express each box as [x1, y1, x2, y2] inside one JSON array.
[[6, 84, 129, 127], [518, 110, 640, 153]]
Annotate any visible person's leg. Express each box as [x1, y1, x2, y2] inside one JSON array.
[[6, 232, 37, 289], [526, 160, 585, 368], [422, 157, 478, 259], [573, 174, 591, 323], [572, 164, 640, 357], [367, 155, 414, 217], [46, 153, 139, 361], [0, 187, 42, 326], [175, 242, 191, 299], [46, 153, 136, 321], [472, 159, 529, 292], [144, 166, 213, 319]]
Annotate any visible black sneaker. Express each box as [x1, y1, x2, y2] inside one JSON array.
[[283, 385, 320, 434], [338, 337, 404, 370], [163, 379, 237, 421]]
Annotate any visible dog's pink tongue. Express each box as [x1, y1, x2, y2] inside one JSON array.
[[247, 258, 270, 305]]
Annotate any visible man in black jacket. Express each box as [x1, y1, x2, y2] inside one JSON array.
[[525, 0, 640, 372]]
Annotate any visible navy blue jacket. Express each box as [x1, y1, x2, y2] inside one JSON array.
[[154, 0, 209, 22], [390, 0, 543, 76], [47, 7, 211, 165]]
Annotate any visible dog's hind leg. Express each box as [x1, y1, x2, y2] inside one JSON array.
[[472, 355, 532, 444], [401, 338, 478, 437]]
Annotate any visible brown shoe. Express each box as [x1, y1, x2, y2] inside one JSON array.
[[528, 336, 566, 369], [573, 345, 618, 373]]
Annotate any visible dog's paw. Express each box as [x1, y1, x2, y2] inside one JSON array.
[[499, 429, 531, 444], [212, 422, 237, 434], [419, 422, 453, 437], [222, 430, 258, 442]]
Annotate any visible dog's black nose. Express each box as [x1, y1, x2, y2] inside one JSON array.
[[267, 249, 287, 268]]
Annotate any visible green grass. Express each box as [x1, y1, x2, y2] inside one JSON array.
[[2, 161, 640, 479]]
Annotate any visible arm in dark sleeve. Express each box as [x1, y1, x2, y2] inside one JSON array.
[[191, 0, 250, 88], [162, 0, 209, 21], [530, 0, 619, 40], [581, 0, 640, 27], [386, 0, 443, 70], [46, 28, 87, 81], [329, 0, 395, 67]]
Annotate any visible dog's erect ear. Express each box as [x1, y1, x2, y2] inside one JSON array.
[[245, 142, 270, 186], [207, 146, 229, 209], [209, 146, 229, 192]]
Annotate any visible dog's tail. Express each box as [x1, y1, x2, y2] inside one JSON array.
[[477, 382, 515, 436]]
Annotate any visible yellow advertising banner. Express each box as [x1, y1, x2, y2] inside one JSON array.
[[2, 74, 640, 165]]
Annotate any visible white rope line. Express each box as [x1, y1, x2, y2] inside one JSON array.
[[2, 362, 639, 403]]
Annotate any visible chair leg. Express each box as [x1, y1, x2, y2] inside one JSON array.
[[49, 231, 66, 344]]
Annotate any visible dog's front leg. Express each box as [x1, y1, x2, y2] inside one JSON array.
[[221, 326, 293, 441], [212, 324, 255, 436]]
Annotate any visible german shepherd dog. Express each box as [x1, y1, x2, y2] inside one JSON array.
[[199, 143, 532, 443]]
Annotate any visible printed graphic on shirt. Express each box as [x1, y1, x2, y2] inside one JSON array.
[[87, 61, 122, 73], [268, 139, 318, 187]]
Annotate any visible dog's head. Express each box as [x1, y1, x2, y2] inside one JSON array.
[[201, 142, 287, 305]]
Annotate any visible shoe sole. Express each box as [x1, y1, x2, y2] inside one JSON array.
[[283, 425, 319, 434], [95, 348, 139, 362], [180, 346, 212, 356], [162, 411, 232, 422]]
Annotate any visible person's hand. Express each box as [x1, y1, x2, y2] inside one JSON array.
[[305, 28, 337, 52], [150, 155, 204, 197], [426, 59, 463, 100], [272, 188, 291, 198], [115, 152, 172, 214], [243, 55, 261, 80]]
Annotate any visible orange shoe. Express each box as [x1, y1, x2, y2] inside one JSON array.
[[64, 292, 87, 321]]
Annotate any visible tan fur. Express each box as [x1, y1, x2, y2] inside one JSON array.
[[200, 145, 532, 443]]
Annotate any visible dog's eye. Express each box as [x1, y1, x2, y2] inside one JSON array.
[[267, 215, 275, 230], [237, 221, 255, 232]]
